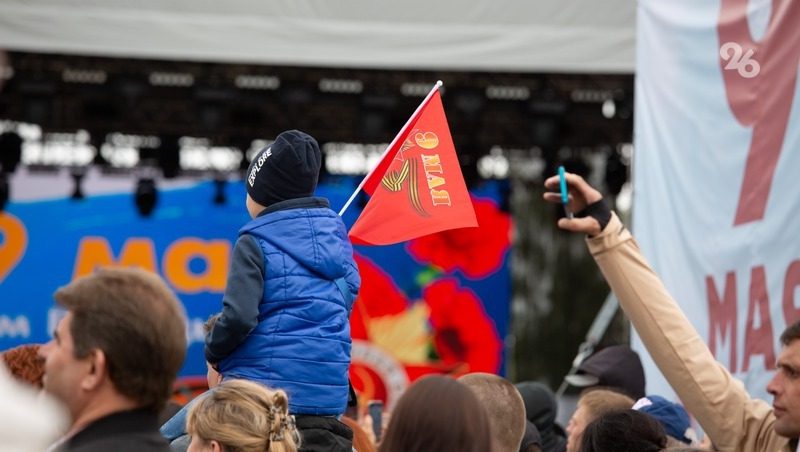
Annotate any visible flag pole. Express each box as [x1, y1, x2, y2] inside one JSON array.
[[338, 80, 443, 217]]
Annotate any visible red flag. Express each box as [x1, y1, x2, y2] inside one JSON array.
[[349, 88, 478, 245]]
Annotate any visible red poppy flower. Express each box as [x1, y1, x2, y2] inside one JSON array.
[[407, 197, 511, 279], [424, 278, 502, 373], [350, 254, 408, 340], [350, 255, 502, 375]]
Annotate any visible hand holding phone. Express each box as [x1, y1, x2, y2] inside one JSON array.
[[543, 169, 608, 236]]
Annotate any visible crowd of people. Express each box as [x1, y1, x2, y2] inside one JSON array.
[[1, 130, 797, 452]]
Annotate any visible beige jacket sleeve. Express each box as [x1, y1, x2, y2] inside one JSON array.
[[586, 213, 789, 452]]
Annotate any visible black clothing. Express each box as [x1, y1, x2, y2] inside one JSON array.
[[295, 415, 353, 452], [61, 409, 169, 452]]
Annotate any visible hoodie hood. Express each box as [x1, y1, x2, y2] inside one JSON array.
[[240, 199, 351, 281]]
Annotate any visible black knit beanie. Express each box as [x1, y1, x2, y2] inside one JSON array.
[[245, 130, 321, 208]]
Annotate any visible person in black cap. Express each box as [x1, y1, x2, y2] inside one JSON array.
[[204, 130, 361, 452], [564, 345, 646, 400], [515, 381, 567, 452]]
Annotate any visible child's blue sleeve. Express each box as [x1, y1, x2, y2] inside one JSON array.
[[204, 234, 264, 364]]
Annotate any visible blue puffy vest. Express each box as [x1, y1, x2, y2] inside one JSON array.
[[218, 206, 359, 415]]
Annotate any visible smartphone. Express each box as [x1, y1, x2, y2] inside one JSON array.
[[368, 400, 384, 442], [558, 165, 573, 219]]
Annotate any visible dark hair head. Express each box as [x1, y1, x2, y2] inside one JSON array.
[[378, 375, 491, 452], [781, 320, 800, 346], [55, 267, 187, 412], [580, 409, 667, 452]]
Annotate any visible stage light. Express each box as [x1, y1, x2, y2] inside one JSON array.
[[213, 177, 226, 205], [605, 150, 628, 196], [62, 68, 107, 84], [0, 131, 23, 173], [134, 178, 158, 217], [91, 132, 109, 167], [477, 147, 510, 179], [157, 136, 181, 179], [400, 82, 432, 97], [0, 173, 8, 211], [486, 85, 530, 101], [318, 78, 363, 94], [602, 99, 616, 119], [70, 169, 85, 200], [148, 72, 194, 87], [235, 75, 280, 90], [238, 148, 250, 174]]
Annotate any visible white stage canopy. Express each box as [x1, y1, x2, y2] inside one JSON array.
[[0, 0, 635, 73]]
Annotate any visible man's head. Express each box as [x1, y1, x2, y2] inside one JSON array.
[[39, 267, 187, 422], [245, 129, 321, 217], [580, 409, 666, 452], [566, 388, 634, 452], [767, 321, 800, 437], [458, 373, 526, 452], [564, 345, 645, 400]]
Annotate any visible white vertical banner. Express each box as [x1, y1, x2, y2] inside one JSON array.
[[633, 0, 800, 404]]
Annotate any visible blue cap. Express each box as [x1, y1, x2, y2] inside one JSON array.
[[633, 395, 696, 444]]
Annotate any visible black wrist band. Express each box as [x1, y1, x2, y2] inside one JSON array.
[[576, 200, 612, 232]]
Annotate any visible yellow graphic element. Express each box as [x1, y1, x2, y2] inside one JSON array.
[[367, 302, 432, 364], [379, 134, 442, 217], [0, 213, 28, 284], [72, 237, 230, 293], [421, 154, 452, 206], [381, 159, 409, 192], [73, 237, 158, 278], [430, 189, 452, 206], [163, 239, 230, 293], [406, 157, 428, 216], [414, 132, 439, 149]]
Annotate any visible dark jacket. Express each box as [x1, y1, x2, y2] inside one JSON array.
[[205, 197, 360, 415], [296, 415, 353, 452], [61, 409, 169, 452]]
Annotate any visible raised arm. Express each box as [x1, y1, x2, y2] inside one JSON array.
[[543, 172, 785, 452]]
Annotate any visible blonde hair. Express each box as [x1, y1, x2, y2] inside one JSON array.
[[578, 388, 635, 424], [186, 379, 300, 452]]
